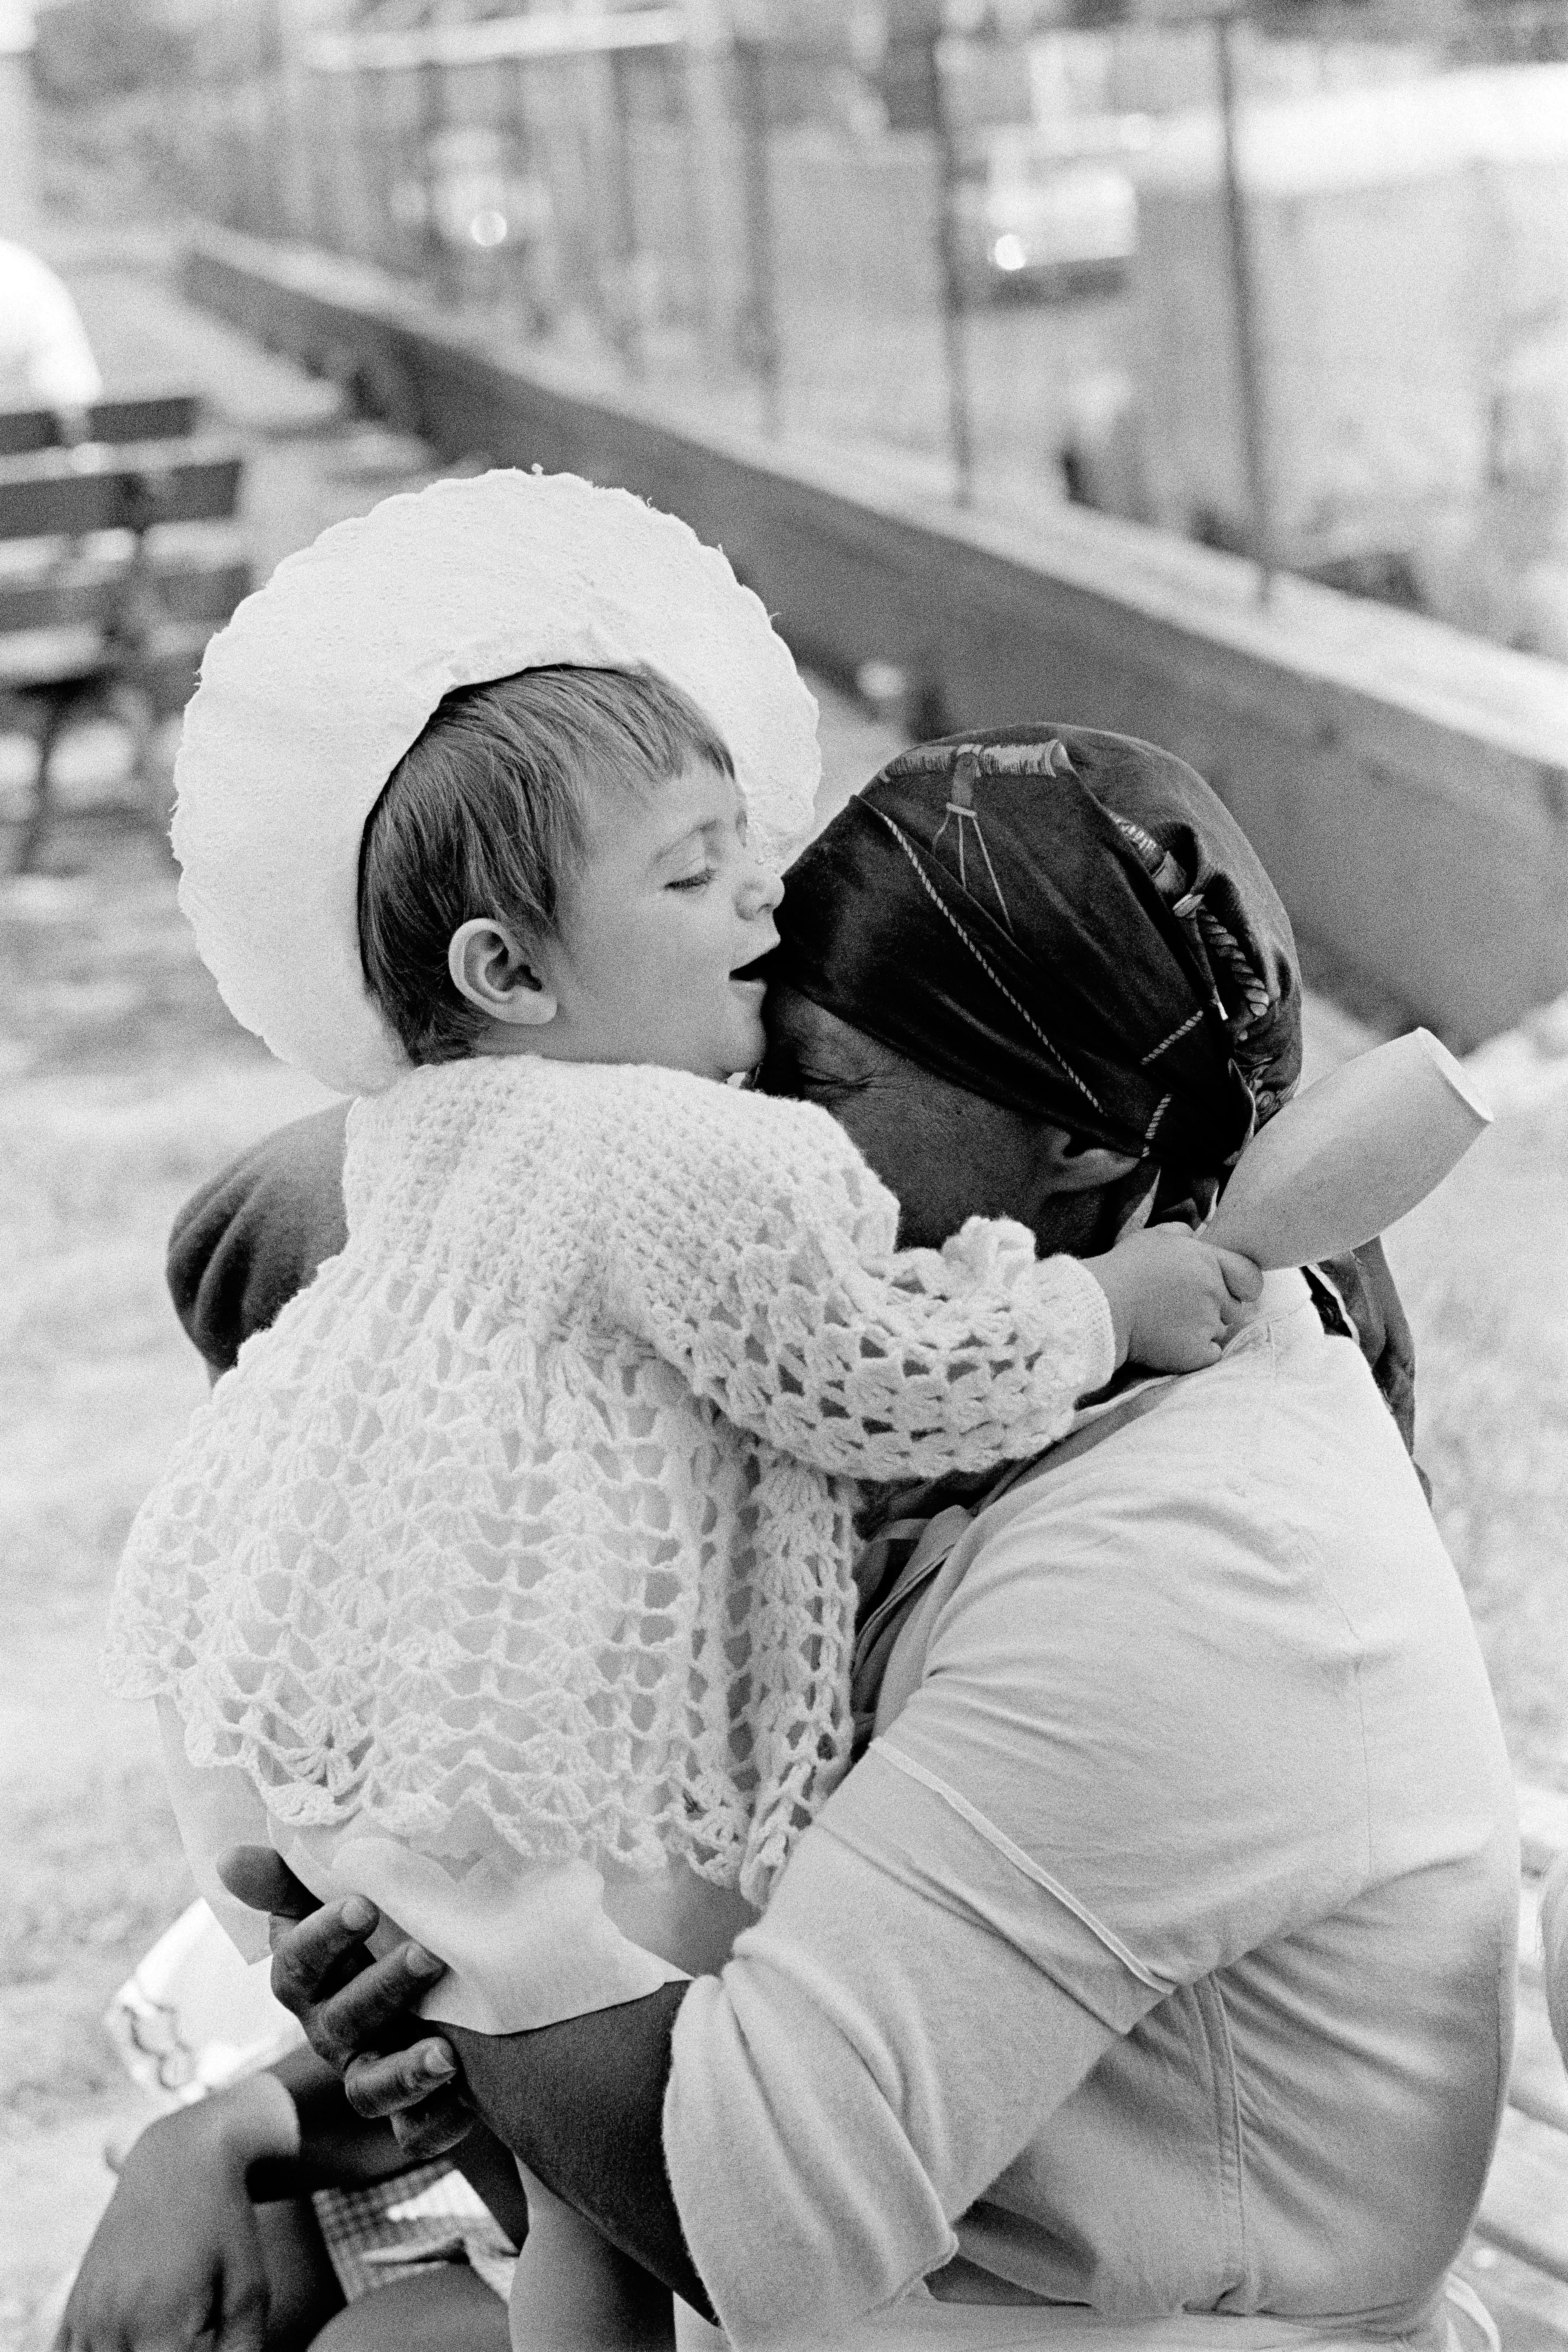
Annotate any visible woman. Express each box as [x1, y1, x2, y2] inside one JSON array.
[[61, 726, 1516, 2352]]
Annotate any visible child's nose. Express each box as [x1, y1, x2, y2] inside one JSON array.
[[740, 862, 784, 919]]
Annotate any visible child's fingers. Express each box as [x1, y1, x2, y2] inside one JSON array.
[[1213, 1248, 1263, 1303]]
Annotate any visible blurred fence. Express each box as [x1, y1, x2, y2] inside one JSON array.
[[152, 3, 1568, 657]]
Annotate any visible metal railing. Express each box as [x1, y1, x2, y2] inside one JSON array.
[[159, 2, 1568, 655]]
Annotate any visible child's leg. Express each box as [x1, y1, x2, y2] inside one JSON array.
[[508, 2164, 675, 2352]]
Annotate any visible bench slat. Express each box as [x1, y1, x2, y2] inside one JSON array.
[[0, 440, 244, 541], [0, 623, 214, 713], [0, 392, 203, 459], [0, 546, 248, 635]]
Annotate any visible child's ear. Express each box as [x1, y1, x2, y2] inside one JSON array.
[[448, 918, 557, 1029]]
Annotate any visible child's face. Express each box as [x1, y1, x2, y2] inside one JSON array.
[[543, 758, 784, 1080]]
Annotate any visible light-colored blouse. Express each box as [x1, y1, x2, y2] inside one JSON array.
[[664, 1275, 1519, 2351]]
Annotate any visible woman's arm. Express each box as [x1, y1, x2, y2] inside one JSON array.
[[167, 1103, 350, 1376], [56, 2043, 530, 2352], [219, 1852, 714, 2312], [55, 2051, 350, 2352], [224, 1811, 1123, 2347]]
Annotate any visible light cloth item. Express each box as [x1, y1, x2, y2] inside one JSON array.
[[105, 1053, 1114, 2027], [105, 1896, 303, 2102], [663, 1276, 1518, 2348], [0, 238, 102, 408], [170, 468, 821, 1097]]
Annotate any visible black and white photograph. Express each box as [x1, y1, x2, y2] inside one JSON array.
[[3, 1, 1567, 2348]]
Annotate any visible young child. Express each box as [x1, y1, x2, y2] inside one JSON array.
[[104, 472, 1255, 2348]]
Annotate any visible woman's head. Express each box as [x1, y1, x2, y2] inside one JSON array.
[[359, 664, 783, 1082], [762, 725, 1301, 1250]]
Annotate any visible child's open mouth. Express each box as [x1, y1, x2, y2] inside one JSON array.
[[729, 949, 777, 991]]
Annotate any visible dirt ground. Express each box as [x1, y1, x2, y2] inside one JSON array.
[[2, 236, 1564, 2349]]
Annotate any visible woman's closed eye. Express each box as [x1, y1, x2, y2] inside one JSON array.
[[791, 1060, 871, 1105]]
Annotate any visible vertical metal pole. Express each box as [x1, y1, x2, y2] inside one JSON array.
[[346, 65, 373, 264], [926, 30, 975, 507], [568, 56, 618, 365], [362, 65, 395, 272], [734, 31, 782, 437], [1216, 12, 1275, 602], [606, 47, 644, 379], [324, 65, 360, 258], [419, 53, 450, 300], [509, 53, 537, 347], [672, 41, 713, 352]]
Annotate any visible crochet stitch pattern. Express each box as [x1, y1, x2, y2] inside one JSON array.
[[106, 1059, 1113, 1908]]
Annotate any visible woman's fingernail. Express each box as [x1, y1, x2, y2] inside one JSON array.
[[423, 2044, 456, 2078], [406, 1944, 443, 1979]]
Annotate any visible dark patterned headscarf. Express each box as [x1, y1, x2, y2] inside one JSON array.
[[775, 723, 1419, 1455], [777, 725, 1301, 1183]]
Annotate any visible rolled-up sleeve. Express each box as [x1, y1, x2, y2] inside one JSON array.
[[663, 1747, 1140, 2347], [167, 1103, 350, 1373]]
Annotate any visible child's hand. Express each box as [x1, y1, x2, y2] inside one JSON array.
[[1086, 1227, 1263, 1372]]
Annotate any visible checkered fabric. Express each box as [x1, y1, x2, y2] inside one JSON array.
[[312, 2159, 519, 2305]]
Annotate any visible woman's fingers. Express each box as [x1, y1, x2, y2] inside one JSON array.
[[344, 2038, 459, 2120], [266, 1899, 383, 2047], [279, 1932, 448, 2071], [216, 1844, 321, 1924], [345, 2042, 474, 2157], [391, 2093, 475, 2162]]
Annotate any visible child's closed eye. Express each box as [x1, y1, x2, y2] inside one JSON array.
[[668, 868, 717, 893]]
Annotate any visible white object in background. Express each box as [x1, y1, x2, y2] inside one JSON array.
[[104, 1896, 304, 2103], [0, 237, 102, 407], [1209, 1028, 1492, 1271]]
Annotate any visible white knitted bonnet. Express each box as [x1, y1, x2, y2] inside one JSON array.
[[172, 470, 821, 1096]]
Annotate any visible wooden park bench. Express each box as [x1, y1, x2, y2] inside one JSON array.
[[1466, 1780, 1568, 2348], [0, 392, 249, 871]]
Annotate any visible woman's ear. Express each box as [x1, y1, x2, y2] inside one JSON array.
[[1036, 1127, 1144, 1196], [448, 918, 557, 1029]]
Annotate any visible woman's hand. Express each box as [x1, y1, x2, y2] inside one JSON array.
[[55, 2085, 288, 2352], [216, 1851, 710, 2314], [217, 1846, 472, 2160]]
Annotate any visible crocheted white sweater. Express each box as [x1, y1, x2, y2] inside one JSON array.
[[106, 1056, 1115, 1915]]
